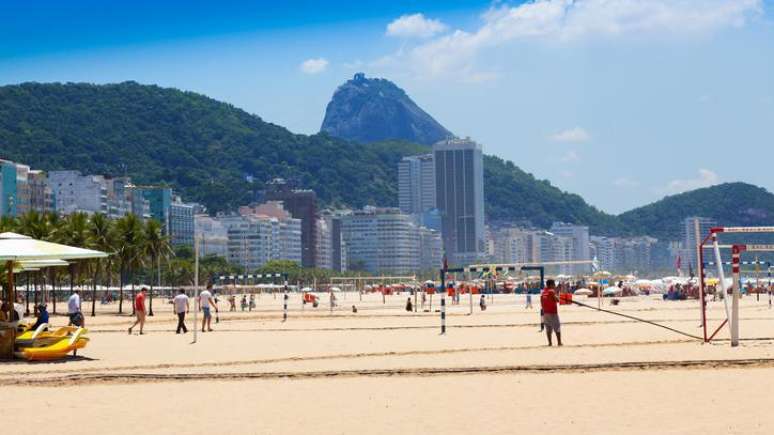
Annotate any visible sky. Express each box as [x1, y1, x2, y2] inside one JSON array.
[[1, 0, 773, 214]]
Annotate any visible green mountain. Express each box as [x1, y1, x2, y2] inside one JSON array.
[[0, 81, 622, 233], [619, 182, 774, 240], [2, 81, 771, 240]]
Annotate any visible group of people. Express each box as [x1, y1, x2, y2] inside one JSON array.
[[10, 280, 564, 347], [127, 286, 219, 335]]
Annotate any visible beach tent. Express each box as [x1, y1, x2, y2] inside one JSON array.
[[574, 288, 593, 296], [0, 232, 108, 359]]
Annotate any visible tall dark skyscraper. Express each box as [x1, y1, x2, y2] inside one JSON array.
[[265, 179, 318, 268], [433, 138, 485, 266]]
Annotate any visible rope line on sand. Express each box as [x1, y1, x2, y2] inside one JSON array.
[[7, 358, 774, 387], [0, 338, 694, 378], [571, 300, 703, 341]]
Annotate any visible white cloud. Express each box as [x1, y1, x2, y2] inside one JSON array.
[[561, 150, 581, 162], [379, 0, 762, 81], [300, 58, 329, 75], [665, 169, 720, 194], [387, 13, 448, 38], [550, 127, 591, 143]]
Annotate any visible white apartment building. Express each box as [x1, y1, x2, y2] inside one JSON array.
[[398, 154, 436, 214], [48, 170, 108, 215], [340, 207, 440, 275], [549, 222, 591, 274], [315, 217, 333, 270], [223, 202, 302, 271], [195, 214, 229, 258]]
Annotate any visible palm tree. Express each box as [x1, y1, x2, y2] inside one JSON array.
[[17, 211, 62, 311], [60, 213, 90, 308], [0, 215, 18, 233], [114, 214, 145, 314], [88, 213, 115, 317], [141, 219, 172, 316]]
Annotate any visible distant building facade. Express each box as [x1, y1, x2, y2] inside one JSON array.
[[222, 201, 303, 270], [264, 179, 318, 268], [194, 214, 229, 258], [433, 138, 485, 266], [339, 207, 441, 275], [398, 154, 436, 214], [549, 222, 591, 274]]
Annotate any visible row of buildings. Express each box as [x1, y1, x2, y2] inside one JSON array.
[[195, 203, 442, 275], [0, 152, 725, 276], [0, 159, 197, 247]]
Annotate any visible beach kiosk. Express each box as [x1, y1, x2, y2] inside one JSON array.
[[0, 232, 108, 359]]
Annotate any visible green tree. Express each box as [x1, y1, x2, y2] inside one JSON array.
[[142, 219, 172, 316], [114, 214, 145, 314], [88, 213, 115, 317], [60, 212, 90, 307]]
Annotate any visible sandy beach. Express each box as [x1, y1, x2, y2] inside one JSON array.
[[6, 292, 774, 434]]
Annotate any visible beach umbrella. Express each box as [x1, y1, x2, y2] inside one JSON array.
[[0, 232, 108, 358], [301, 287, 313, 292], [330, 286, 342, 292], [574, 288, 593, 296], [603, 286, 622, 296]]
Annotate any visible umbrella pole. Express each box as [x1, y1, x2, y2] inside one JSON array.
[[7, 261, 14, 320]]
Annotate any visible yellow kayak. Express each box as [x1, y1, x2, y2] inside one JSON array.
[[15, 327, 89, 361]]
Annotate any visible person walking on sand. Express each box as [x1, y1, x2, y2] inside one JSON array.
[[199, 286, 216, 332], [67, 289, 84, 327], [128, 287, 147, 335], [173, 289, 190, 334], [540, 279, 562, 346]]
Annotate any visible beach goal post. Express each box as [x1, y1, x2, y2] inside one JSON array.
[[699, 226, 774, 345]]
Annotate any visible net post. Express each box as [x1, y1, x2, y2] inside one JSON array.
[[440, 297, 446, 335], [731, 245, 744, 347]]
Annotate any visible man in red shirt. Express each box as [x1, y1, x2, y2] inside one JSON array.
[[540, 279, 562, 346], [128, 287, 148, 335]]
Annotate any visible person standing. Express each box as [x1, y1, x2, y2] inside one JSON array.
[[173, 289, 190, 334], [199, 286, 216, 332], [128, 287, 147, 335], [540, 279, 562, 346], [67, 289, 84, 327]]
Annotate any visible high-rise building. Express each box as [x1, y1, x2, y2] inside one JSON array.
[[265, 179, 318, 268], [340, 207, 436, 275], [682, 216, 717, 272], [493, 227, 530, 264], [315, 218, 333, 270], [398, 154, 436, 214], [433, 138, 485, 266], [28, 170, 54, 214], [550, 222, 591, 274], [223, 202, 302, 270], [137, 186, 196, 248], [48, 170, 108, 215], [321, 211, 349, 273], [170, 197, 195, 248], [418, 226, 443, 271], [194, 214, 229, 258], [0, 160, 34, 217]]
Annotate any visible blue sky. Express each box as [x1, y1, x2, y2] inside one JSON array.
[[1, 0, 773, 214]]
